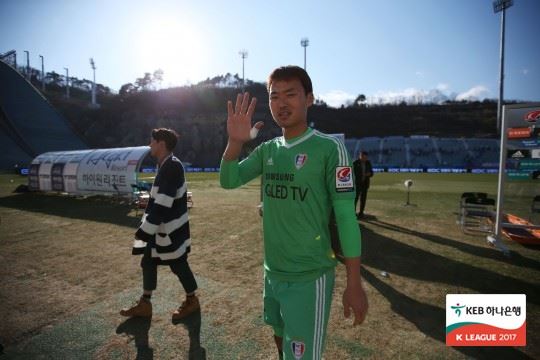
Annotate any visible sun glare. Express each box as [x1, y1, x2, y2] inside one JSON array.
[[138, 18, 208, 87]]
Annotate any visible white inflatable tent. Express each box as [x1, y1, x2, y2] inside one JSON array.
[[28, 146, 151, 196]]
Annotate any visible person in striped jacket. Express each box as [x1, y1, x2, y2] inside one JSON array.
[[120, 128, 199, 320]]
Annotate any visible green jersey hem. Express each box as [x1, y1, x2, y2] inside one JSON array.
[[264, 264, 337, 283]]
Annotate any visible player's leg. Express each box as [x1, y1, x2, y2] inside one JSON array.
[[141, 252, 158, 293], [120, 253, 155, 317], [280, 269, 335, 360], [170, 258, 200, 320], [263, 275, 285, 359]]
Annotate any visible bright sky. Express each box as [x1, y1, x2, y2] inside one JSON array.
[[1, 0, 539, 107]]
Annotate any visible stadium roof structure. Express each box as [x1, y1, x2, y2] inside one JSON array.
[[0, 59, 87, 170]]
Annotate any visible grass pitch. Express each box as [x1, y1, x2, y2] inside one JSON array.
[[0, 172, 538, 359]]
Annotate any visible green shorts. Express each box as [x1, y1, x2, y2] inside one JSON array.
[[263, 268, 335, 360]]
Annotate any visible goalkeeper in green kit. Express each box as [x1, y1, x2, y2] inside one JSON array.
[[220, 66, 368, 360]]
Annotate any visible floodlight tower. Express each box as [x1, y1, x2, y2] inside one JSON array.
[[488, 0, 514, 257], [90, 58, 97, 107], [493, 0, 513, 131], [300, 38, 309, 70], [64, 67, 70, 98], [39, 55, 45, 91], [239, 50, 248, 92], [24, 50, 30, 80]]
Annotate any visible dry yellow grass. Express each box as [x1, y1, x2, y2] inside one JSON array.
[[0, 173, 538, 359]]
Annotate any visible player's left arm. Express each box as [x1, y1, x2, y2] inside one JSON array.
[[326, 141, 368, 326]]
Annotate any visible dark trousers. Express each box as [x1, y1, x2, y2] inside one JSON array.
[[355, 185, 369, 215], [141, 252, 198, 294]]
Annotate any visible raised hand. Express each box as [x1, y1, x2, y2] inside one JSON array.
[[227, 92, 262, 144]]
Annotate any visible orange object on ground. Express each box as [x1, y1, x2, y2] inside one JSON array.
[[501, 213, 540, 245]]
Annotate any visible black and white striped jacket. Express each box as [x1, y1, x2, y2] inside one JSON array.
[[133, 155, 190, 263]]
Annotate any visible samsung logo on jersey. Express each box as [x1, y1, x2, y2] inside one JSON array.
[[265, 172, 295, 182]]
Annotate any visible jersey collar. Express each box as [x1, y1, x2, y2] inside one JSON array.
[[281, 127, 315, 149], [158, 153, 173, 168]]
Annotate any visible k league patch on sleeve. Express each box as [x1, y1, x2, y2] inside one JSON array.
[[335, 166, 354, 192]]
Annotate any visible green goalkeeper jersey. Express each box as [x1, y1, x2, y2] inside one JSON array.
[[220, 127, 360, 282]]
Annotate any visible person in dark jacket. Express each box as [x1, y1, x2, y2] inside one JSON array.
[[353, 151, 373, 218], [120, 128, 199, 320]]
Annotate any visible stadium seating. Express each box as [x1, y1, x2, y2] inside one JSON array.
[[464, 138, 499, 168], [344, 138, 358, 159], [437, 138, 469, 168], [356, 137, 382, 166], [344, 136, 499, 170], [407, 137, 439, 168], [0, 59, 87, 169], [381, 136, 407, 168]]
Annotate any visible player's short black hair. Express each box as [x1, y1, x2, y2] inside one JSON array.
[[151, 128, 178, 151], [361, 151, 369, 156], [267, 65, 313, 95]]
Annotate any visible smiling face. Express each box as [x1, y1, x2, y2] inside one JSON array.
[[268, 78, 314, 137]]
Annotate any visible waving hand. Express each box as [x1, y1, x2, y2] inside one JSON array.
[[227, 92, 263, 143]]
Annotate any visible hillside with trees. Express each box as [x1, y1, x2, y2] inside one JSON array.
[[30, 71, 498, 167]]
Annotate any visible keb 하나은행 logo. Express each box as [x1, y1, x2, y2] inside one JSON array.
[[451, 304, 466, 317], [446, 294, 526, 346]]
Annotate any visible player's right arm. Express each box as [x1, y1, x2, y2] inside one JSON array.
[[220, 92, 264, 189]]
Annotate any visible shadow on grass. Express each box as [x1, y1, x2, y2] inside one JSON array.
[[116, 317, 153, 360], [359, 226, 540, 305], [0, 192, 141, 228], [172, 310, 206, 360], [362, 268, 533, 359], [366, 218, 540, 271]]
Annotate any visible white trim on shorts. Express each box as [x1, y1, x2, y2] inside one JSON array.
[[313, 272, 327, 360]]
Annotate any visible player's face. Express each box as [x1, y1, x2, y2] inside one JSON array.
[[149, 138, 161, 158], [269, 79, 313, 131]]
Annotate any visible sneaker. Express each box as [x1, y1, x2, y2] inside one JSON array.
[[120, 297, 152, 318], [172, 295, 200, 320]]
